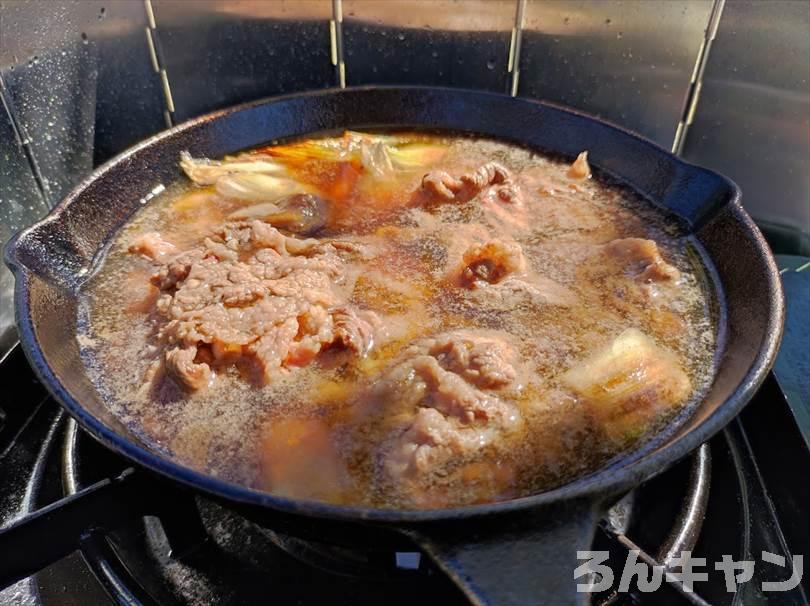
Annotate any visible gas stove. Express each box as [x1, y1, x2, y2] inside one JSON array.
[[1, 259, 808, 605]]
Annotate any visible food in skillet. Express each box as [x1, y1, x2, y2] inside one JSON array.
[[79, 131, 716, 509]]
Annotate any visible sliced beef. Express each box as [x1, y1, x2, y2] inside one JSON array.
[[569, 238, 683, 330], [419, 164, 529, 235], [461, 162, 510, 189], [421, 171, 464, 200], [128, 232, 178, 261], [425, 331, 518, 388], [448, 236, 574, 307], [138, 219, 378, 391], [332, 306, 379, 356], [164, 346, 211, 391], [368, 331, 523, 485], [151, 250, 204, 291], [384, 407, 495, 480], [604, 238, 680, 282], [455, 239, 526, 288], [421, 161, 521, 206]]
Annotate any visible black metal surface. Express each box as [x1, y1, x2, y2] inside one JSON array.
[[773, 255, 810, 449], [3, 87, 785, 604], [736, 380, 810, 601], [0, 469, 147, 589], [0, 408, 113, 606], [0, 1, 166, 204], [659, 445, 711, 564], [341, 7, 513, 92], [150, 1, 336, 123]]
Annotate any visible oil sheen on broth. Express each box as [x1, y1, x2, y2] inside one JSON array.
[[78, 132, 717, 509]]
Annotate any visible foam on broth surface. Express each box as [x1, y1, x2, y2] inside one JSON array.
[[78, 132, 717, 509]]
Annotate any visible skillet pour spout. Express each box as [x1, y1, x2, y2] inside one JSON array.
[[2, 87, 784, 604]]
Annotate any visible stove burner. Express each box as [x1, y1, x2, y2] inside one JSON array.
[[59, 418, 712, 605], [60, 419, 470, 605]]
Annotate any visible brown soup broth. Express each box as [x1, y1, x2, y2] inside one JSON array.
[[78, 132, 718, 509]]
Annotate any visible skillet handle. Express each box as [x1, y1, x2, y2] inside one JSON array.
[[405, 499, 600, 606], [3, 216, 93, 292]]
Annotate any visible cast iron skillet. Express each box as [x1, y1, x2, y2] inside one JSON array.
[[4, 87, 783, 605]]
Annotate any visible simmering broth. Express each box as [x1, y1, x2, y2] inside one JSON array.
[[79, 131, 717, 509]]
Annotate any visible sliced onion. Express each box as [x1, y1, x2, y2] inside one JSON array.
[[229, 194, 328, 235], [360, 140, 394, 177], [180, 151, 287, 185], [228, 202, 282, 220], [215, 173, 301, 202]]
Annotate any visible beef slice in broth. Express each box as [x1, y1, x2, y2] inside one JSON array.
[[78, 131, 717, 509]]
